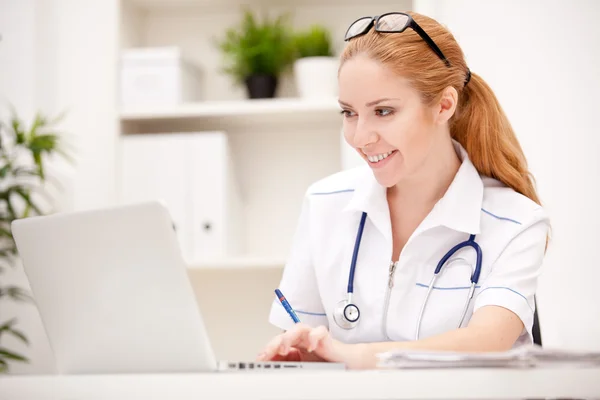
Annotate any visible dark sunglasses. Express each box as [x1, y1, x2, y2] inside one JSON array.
[[344, 12, 451, 68]]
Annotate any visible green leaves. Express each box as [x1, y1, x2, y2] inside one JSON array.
[[216, 9, 296, 84], [0, 109, 69, 373], [216, 10, 337, 86], [10, 117, 24, 146], [1, 320, 30, 345], [30, 134, 60, 179], [0, 286, 33, 302], [0, 185, 43, 221], [0, 319, 30, 372], [0, 348, 28, 372], [294, 25, 334, 58], [8, 112, 63, 179], [0, 163, 11, 179], [0, 349, 27, 361]]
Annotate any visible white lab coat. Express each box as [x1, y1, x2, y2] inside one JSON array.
[[269, 141, 550, 347]]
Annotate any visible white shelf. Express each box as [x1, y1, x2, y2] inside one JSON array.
[[187, 256, 286, 270], [120, 98, 340, 121], [120, 98, 343, 133]]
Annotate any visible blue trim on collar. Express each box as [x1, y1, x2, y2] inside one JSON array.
[[310, 189, 355, 196], [481, 208, 522, 225]]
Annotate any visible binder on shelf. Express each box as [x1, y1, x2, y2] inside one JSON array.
[[189, 131, 244, 262], [119, 131, 243, 264]]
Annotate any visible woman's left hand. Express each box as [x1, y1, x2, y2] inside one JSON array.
[[256, 323, 366, 369]]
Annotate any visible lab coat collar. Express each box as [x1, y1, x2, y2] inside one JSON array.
[[433, 141, 484, 235], [343, 140, 483, 241], [343, 166, 392, 241]]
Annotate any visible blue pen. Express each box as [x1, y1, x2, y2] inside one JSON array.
[[275, 289, 301, 323]]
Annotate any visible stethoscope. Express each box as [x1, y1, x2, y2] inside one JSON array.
[[333, 212, 483, 340]]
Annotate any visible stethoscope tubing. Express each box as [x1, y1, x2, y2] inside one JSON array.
[[348, 212, 368, 294], [336, 212, 484, 338]]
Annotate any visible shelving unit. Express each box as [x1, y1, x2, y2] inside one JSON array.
[[117, 0, 402, 268], [115, 0, 412, 360]]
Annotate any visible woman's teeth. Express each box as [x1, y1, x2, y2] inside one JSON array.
[[367, 151, 394, 163]]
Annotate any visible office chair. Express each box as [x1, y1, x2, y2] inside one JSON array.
[[532, 297, 542, 346]]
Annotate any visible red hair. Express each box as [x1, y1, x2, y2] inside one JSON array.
[[340, 12, 542, 210]]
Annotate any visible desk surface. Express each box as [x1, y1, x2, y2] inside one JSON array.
[[2, 367, 600, 400]]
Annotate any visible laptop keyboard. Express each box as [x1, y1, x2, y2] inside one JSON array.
[[227, 361, 299, 370]]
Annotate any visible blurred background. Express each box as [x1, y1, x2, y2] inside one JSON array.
[[0, 0, 598, 374]]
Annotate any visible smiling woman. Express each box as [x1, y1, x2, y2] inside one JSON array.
[[258, 11, 550, 370]]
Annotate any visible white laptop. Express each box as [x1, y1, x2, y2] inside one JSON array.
[[11, 201, 344, 374]]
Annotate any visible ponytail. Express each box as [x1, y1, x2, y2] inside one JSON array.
[[451, 72, 542, 207]]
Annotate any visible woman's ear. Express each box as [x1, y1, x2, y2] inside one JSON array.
[[435, 86, 458, 125]]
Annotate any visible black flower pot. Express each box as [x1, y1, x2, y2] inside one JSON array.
[[245, 74, 278, 99]]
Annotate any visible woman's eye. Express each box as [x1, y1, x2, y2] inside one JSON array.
[[340, 109, 356, 117], [376, 109, 394, 117]]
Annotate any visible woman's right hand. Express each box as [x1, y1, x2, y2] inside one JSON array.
[[260, 344, 326, 362], [256, 323, 354, 365], [257, 326, 327, 362]]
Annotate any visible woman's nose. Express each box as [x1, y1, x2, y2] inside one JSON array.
[[352, 118, 378, 148]]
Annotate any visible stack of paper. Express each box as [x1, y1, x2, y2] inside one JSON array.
[[376, 344, 600, 369], [523, 345, 600, 367]]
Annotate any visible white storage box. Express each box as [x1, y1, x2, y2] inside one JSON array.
[[119, 131, 244, 264], [120, 47, 202, 109]]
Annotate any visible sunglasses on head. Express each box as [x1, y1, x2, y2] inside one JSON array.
[[344, 12, 451, 68]]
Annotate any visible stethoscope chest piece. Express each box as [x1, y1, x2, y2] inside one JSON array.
[[333, 299, 360, 329]]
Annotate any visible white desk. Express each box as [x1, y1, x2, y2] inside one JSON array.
[[2, 368, 600, 400]]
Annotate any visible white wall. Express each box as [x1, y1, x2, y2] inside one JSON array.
[[414, 0, 600, 350], [50, 0, 120, 212], [0, 0, 120, 373], [0, 0, 35, 119], [0, 0, 58, 374]]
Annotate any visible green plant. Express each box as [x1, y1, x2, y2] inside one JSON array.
[[216, 8, 296, 84], [293, 25, 334, 58], [0, 110, 70, 373]]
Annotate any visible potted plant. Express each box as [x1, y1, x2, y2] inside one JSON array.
[[0, 110, 70, 373], [217, 9, 295, 99], [292, 25, 338, 98]]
